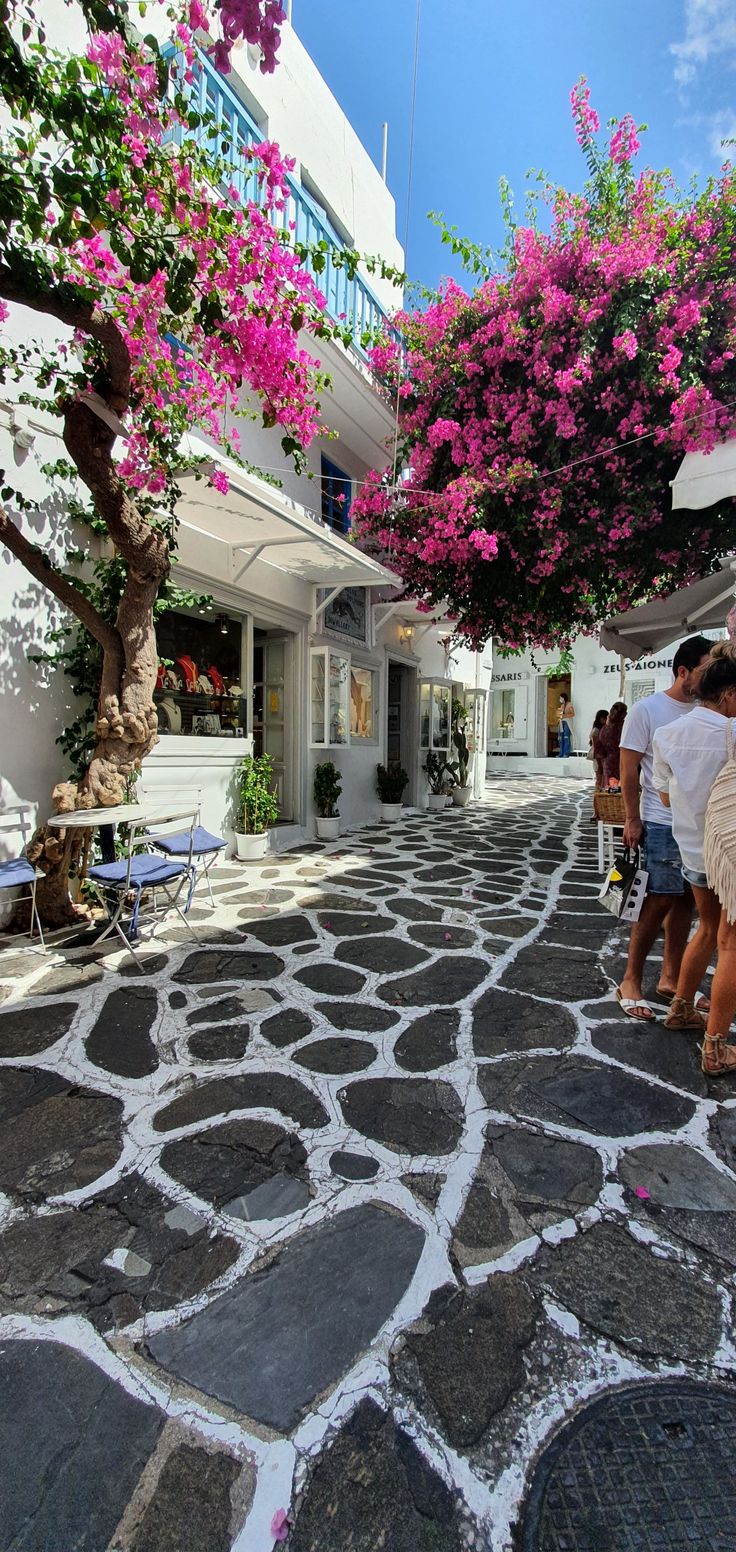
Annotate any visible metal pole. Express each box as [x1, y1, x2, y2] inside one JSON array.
[[380, 121, 388, 181], [286, 0, 293, 21]]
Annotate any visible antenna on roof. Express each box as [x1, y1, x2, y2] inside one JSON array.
[[380, 121, 388, 182]]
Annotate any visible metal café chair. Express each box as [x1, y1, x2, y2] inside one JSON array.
[[139, 786, 226, 907], [0, 804, 46, 950], [87, 808, 199, 971]]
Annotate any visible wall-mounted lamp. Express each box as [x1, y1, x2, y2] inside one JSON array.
[[399, 623, 415, 648]]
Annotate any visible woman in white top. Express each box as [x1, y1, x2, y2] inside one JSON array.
[[652, 641, 736, 1065]]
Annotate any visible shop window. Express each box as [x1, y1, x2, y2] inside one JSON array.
[[419, 680, 451, 750], [321, 455, 352, 534], [463, 689, 487, 752], [154, 609, 246, 738], [350, 666, 375, 739], [311, 647, 350, 746], [490, 685, 528, 741]]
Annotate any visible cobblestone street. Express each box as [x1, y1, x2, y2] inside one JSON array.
[[1, 775, 735, 1550]]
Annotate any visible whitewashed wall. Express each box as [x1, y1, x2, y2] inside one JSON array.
[[0, 410, 77, 813]]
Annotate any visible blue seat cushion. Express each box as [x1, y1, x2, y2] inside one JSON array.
[[152, 826, 225, 857], [89, 854, 186, 889], [0, 859, 37, 889]]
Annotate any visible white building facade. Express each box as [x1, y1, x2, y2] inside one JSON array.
[[486, 629, 723, 775], [0, 18, 491, 845]]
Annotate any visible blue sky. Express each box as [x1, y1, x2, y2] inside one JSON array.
[[294, 0, 736, 292]]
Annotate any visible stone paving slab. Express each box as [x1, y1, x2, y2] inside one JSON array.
[[148, 1203, 425, 1431], [0, 1340, 164, 1550], [1, 777, 736, 1549]]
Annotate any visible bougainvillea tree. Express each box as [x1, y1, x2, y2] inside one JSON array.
[[353, 80, 736, 650], [0, 0, 334, 918]]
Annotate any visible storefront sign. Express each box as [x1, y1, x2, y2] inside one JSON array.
[[603, 657, 673, 673], [493, 671, 530, 683], [322, 586, 368, 643]]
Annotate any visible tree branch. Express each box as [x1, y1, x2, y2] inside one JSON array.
[[0, 264, 131, 413], [0, 504, 121, 655], [62, 402, 170, 582]]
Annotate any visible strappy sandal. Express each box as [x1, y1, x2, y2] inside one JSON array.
[[664, 996, 707, 1032], [700, 1033, 736, 1076], [615, 989, 654, 1021]]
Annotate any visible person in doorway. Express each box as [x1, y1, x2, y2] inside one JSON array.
[[557, 693, 575, 757], [615, 634, 713, 1021], [652, 642, 736, 1037], [589, 709, 608, 788], [597, 700, 627, 787]]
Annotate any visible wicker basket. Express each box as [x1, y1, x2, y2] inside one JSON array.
[[593, 791, 625, 824]]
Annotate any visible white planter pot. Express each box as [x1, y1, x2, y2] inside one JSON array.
[[379, 802, 403, 822], [427, 794, 447, 812], [235, 831, 269, 861], [452, 786, 472, 807], [316, 816, 340, 840]]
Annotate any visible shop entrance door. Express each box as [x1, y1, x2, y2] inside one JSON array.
[[253, 629, 294, 820], [545, 674, 572, 757], [387, 661, 418, 803]]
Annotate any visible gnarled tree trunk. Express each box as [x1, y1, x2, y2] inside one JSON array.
[[1, 372, 170, 924]]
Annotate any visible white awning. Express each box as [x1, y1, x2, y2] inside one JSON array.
[[599, 561, 736, 658], [175, 435, 400, 590], [672, 437, 736, 510]]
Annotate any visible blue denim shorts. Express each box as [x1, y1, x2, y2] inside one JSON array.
[[642, 822, 684, 896], [682, 863, 708, 889]]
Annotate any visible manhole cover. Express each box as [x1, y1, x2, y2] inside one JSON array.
[[521, 1379, 736, 1551]]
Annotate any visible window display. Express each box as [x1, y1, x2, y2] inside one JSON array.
[[310, 647, 365, 746], [350, 666, 375, 739], [328, 652, 349, 744], [154, 609, 246, 737], [490, 684, 528, 742], [419, 680, 451, 750]]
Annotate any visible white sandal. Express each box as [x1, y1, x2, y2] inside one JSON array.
[[615, 989, 654, 1022]]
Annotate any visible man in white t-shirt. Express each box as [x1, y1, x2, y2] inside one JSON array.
[[616, 634, 713, 1020]]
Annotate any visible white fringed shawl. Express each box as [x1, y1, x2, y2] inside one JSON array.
[[704, 722, 736, 923]]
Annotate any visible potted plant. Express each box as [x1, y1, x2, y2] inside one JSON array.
[[376, 763, 408, 822], [424, 749, 449, 811], [235, 752, 279, 860], [447, 699, 472, 807], [314, 760, 342, 840]]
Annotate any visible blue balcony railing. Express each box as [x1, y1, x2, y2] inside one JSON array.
[[167, 47, 398, 359]]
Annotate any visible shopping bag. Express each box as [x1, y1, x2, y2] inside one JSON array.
[[599, 847, 648, 923]]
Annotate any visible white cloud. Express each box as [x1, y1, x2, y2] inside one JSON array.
[[671, 0, 736, 88]]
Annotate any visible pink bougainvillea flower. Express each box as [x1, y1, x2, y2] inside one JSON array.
[[635, 1186, 651, 1200], [351, 78, 736, 650], [270, 1508, 290, 1543]]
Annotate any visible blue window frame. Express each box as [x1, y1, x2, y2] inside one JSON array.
[[321, 455, 352, 534]]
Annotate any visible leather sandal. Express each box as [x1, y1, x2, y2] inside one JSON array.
[[664, 996, 707, 1032], [700, 1033, 736, 1076]]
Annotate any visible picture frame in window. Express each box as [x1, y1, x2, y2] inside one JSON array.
[[192, 713, 221, 736]]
